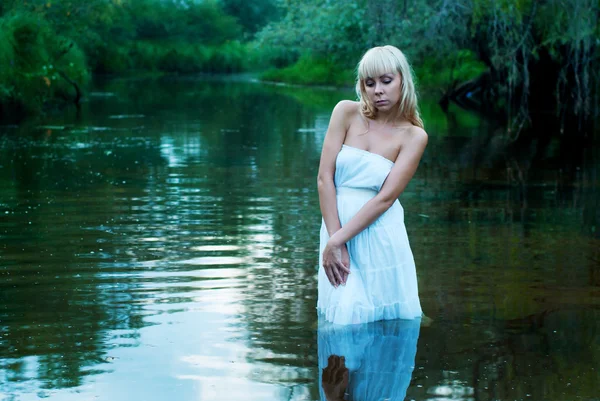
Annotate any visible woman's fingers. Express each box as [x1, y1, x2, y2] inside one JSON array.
[[324, 266, 337, 287], [324, 261, 350, 287], [341, 271, 348, 285], [340, 245, 351, 278], [338, 263, 351, 274], [331, 265, 343, 287], [338, 265, 349, 285], [323, 241, 349, 287], [335, 358, 347, 382], [331, 355, 340, 372]]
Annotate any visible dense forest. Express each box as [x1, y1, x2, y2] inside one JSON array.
[[1, 0, 599, 131]]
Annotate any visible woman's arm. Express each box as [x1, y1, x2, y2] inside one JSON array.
[[317, 100, 355, 236], [327, 127, 428, 248], [318, 101, 355, 286]]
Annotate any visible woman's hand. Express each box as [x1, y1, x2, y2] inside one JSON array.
[[322, 237, 351, 287], [322, 355, 349, 401], [340, 244, 350, 285]]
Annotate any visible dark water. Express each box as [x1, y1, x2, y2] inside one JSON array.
[[0, 76, 598, 401]]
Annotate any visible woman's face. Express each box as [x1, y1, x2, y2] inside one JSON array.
[[363, 72, 402, 113]]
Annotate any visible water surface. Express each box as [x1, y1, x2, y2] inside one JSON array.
[[0, 76, 598, 400]]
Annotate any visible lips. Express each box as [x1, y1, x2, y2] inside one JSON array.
[[375, 100, 388, 105]]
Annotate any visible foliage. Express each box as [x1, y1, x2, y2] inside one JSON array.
[[221, 0, 281, 35], [261, 54, 355, 87], [1, 0, 598, 123], [0, 0, 263, 72], [466, 0, 599, 131], [0, 0, 278, 117], [130, 0, 241, 44], [262, 48, 486, 92], [88, 40, 250, 75], [417, 50, 488, 90], [256, 0, 600, 130], [0, 11, 90, 116], [255, 0, 369, 65]]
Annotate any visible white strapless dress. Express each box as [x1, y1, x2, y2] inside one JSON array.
[[317, 145, 422, 325], [318, 316, 420, 401]]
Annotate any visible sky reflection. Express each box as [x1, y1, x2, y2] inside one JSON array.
[[0, 77, 598, 400]]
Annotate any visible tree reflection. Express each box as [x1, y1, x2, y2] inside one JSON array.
[[230, 84, 599, 400], [410, 309, 600, 401], [0, 103, 169, 392], [1, 76, 597, 400], [188, 81, 343, 398]]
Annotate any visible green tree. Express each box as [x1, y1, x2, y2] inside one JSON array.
[[221, 0, 280, 35], [0, 10, 89, 116], [257, 0, 599, 132]]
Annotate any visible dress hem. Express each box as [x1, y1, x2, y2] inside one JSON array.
[[317, 301, 422, 326]]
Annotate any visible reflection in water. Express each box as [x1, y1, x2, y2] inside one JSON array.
[[318, 318, 420, 401], [0, 76, 598, 400]]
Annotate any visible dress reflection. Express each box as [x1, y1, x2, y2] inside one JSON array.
[[318, 317, 420, 401]]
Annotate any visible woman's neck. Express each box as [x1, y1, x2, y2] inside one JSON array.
[[373, 111, 410, 127]]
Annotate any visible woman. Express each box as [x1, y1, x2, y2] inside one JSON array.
[[317, 45, 427, 325], [318, 317, 420, 400]]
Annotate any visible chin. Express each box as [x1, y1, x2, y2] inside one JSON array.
[[375, 105, 392, 112]]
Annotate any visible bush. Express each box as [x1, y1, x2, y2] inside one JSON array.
[[415, 50, 488, 90], [261, 54, 355, 87], [207, 41, 247, 73], [92, 43, 131, 75], [129, 41, 248, 74], [0, 11, 90, 116]]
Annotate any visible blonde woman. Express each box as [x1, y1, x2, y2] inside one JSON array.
[[317, 45, 427, 325]]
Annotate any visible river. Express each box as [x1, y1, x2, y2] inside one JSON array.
[[0, 76, 598, 400]]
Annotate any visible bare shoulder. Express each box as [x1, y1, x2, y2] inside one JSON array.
[[406, 125, 428, 148], [336, 99, 360, 111], [394, 125, 427, 162], [332, 100, 360, 117], [329, 100, 360, 132], [323, 101, 360, 149]]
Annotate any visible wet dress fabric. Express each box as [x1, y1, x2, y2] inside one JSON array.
[[318, 316, 421, 401], [317, 145, 422, 325]]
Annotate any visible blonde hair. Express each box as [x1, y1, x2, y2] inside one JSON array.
[[355, 45, 424, 129]]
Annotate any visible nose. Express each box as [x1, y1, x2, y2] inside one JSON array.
[[375, 82, 384, 94]]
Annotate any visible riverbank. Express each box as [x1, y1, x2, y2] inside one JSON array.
[[1, 75, 598, 400], [0, 48, 487, 124], [0, 1, 264, 121], [0, 0, 486, 122], [260, 51, 487, 92]]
